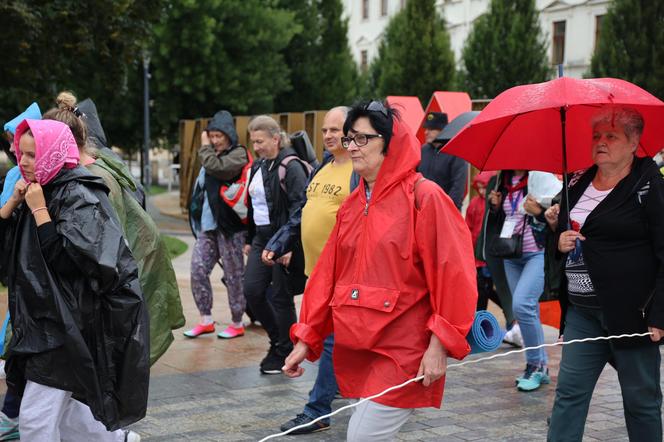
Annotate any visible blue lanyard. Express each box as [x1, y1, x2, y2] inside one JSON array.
[[507, 190, 522, 216]]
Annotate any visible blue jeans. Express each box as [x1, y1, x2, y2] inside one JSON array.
[[303, 335, 338, 423], [504, 251, 547, 365]]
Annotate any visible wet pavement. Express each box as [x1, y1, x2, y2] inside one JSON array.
[[94, 193, 664, 440]]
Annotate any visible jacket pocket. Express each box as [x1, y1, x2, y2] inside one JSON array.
[[330, 284, 400, 350]]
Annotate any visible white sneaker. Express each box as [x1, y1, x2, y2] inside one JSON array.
[[124, 430, 141, 442], [503, 323, 524, 348]]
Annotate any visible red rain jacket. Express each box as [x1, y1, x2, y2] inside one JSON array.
[[465, 171, 495, 267], [291, 116, 477, 409]]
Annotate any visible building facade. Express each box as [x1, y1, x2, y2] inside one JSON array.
[[344, 0, 610, 81]]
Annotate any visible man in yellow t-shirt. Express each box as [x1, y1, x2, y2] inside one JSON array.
[[263, 107, 356, 435], [300, 139, 353, 275]]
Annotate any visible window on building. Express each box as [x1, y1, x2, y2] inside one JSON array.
[[362, 0, 369, 19], [400, 0, 406, 8], [595, 15, 605, 50], [381, 0, 388, 16], [361, 50, 368, 72], [552, 20, 566, 65]]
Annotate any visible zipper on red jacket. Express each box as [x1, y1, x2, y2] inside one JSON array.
[[353, 197, 370, 282]]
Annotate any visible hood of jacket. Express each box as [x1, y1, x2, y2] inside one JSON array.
[[4, 102, 41, 135], [207, 110, 238, 146], [472, 171, 494, 192], [363, 114, 421, 203], [78, 98, 108, 149]]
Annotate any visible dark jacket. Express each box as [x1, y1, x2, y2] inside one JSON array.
[[554, 157, 664, 346], [0, 167, 149, 430], [474, 173, 513, 325], [78, 98, 147, 209], [190, 110, 249, 237], [246, 147, 310, 244], [418, 142, 467, 209], [265, 151, 360, 257], [246, 147, 309, 291]]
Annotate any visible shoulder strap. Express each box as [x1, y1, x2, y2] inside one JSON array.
[[278, 155, 312, 193]]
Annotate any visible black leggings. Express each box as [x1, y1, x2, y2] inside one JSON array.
[[243, 227, 296, 352], [476, 267, 502, 312]]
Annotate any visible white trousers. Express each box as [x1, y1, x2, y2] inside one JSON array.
[[19, 381, 125, 442], [347, 399, 414, 442]]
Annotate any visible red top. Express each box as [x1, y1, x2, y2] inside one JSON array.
[[465, 171, 495, 267], [291, 116, 477, 409]]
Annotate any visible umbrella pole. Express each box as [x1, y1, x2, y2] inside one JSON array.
[[560, 106, 571, 229]]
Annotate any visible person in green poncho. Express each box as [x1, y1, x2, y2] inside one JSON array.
[[45, 92, 185, 365]]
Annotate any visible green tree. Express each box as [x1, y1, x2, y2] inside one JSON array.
[[275, 0, 358, 110], [0, 0, 164, 150], [590, 0, 664, 99], [461, 0, 550, 99], [369, 0, 455, 104], [315, 0, 359, 108], [150, 0, 298, 140]]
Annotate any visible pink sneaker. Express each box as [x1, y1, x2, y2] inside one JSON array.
[[183, 322, 215, 338], [217, 325, 245, 339]]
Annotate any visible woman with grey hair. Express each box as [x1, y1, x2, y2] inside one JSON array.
[[545, 105, 664, 441], [244, 115, 310, 374]]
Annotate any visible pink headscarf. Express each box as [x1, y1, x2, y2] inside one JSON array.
[[13, 119, 80, 185]]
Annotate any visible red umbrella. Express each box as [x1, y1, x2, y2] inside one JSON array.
[[442, 77, 664, 174]]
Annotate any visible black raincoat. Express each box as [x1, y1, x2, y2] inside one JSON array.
[[0, 166, 149, 431]]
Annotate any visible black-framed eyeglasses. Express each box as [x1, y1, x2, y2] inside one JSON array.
[[341, 133, 383, 149], [365, 100, 389, 117]]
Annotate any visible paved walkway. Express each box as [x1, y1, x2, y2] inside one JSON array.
[[126, 192, 654, 441]]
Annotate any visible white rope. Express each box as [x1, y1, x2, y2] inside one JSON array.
[[258, 332, 653, 441]]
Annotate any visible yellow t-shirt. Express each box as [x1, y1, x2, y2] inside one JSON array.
[[301, 159, 354, 276]]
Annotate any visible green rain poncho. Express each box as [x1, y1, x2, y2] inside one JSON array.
[[87, 149, 184, 364]]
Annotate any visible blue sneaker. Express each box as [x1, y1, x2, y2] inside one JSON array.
[[0, 411, 19, 441], [517, 364, 550, 391]]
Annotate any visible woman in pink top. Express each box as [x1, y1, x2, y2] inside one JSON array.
[[488, 170, 548, 391]]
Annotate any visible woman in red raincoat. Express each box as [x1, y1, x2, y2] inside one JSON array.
[[283, 101, 477, 440]]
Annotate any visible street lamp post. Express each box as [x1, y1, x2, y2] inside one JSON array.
[[142, 51, 151, 191]]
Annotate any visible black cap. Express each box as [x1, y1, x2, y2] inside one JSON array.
[[422, 112, 448, 130]]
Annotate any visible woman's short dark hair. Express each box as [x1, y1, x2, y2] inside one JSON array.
[[343, 100, 400, 154]]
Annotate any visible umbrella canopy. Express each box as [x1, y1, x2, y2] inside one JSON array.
[[442, 77, 664, 173], [434, 111, 480, 143]]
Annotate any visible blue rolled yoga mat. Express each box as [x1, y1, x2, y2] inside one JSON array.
[[467, 310, 504, 354]]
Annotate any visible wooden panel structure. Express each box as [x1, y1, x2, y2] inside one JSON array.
[[279, 112, 305, 134], [178, 119, 203, 212], [234, 116, 250, 147], [304, 110, 328, 161]]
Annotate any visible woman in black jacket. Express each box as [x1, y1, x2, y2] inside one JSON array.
[[546, 106, 664, 441], [244, 115, 309, 374], [0, 119, 147, 440]]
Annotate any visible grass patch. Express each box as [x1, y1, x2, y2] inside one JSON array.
[[161, 234, 188, 259], [148, 185, 168, 195]]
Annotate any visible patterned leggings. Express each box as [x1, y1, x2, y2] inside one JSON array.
[[190, 230, 246, 323]]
